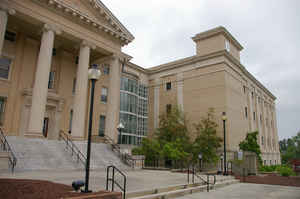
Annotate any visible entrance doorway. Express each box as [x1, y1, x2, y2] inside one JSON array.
[[43, 117, 49, 138]]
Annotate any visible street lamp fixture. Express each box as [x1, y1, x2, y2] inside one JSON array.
[[117, 122, 125, 144], [222, 112, 228, 176], [84, 64, 101, 193], [198, 153, 203, 172]]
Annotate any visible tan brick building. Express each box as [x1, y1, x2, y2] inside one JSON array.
[[0, 0, 280, 165]]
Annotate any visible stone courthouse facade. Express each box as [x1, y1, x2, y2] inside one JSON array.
[[0, 0, 280, 164]]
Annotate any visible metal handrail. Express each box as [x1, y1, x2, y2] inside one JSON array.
[[106, 165, 127, 199], [59, 130, 86, 167], [104, 135, 135, 168], [187, 164, 216, 192], [0, 128, 17, 172]]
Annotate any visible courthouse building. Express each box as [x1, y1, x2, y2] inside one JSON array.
[[0, 0, 280, 165]]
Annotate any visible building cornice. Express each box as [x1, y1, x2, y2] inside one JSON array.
[[32, 0, 134, 46], [222, 51, 276, 100], [146, 50, 276, 100], [192, 26, 243, 51]]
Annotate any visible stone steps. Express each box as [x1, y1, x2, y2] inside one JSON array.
[[5, 136, 129, 172], [0, 151, 10, 170], [127, 177, 239, 199]]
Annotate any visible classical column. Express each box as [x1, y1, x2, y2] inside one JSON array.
[[177, 73, 184, 111], [27, 24, 61, 137], [0, 9, 7, 56], [71, 41, 95, 139], [153, 78, 160, 129], [106, 56, 121, 142]]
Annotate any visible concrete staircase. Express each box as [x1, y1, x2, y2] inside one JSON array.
[[6, 136, 129, 172], [0, 151, 10, 170], [127, 176, 239, 199]]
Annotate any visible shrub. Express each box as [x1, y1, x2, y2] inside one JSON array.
[[276, 165, 296, 177]]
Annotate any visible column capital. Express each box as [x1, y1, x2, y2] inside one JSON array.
[[0, 4, 16, 15], [81, 40, 96, 50], [43, 24, 62, 35]]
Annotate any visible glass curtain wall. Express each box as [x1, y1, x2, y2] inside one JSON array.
[[119, 77, 148, 145]]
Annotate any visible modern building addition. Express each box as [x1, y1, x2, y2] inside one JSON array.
[[0, 0, 280, 165]]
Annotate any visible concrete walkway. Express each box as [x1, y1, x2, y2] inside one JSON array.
[[176, 183, 300, 199], [0, 169, 232, 192]]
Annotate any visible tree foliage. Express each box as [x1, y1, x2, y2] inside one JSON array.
[[132, 106, 223, 167], [279, 131, 300, 164], [239, 131, 262, 164], [192, 108, 222, 164]]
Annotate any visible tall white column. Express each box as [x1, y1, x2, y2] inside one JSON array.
[[27, 24, 60, 136], [106, 56, 121, 142], [0, 9, 7, 56], [71, 41, 95, 139]]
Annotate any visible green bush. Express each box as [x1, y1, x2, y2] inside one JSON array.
[[259, 165, 280, 172], [276, 165, 296, 177]]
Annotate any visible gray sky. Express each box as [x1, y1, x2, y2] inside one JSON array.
[[101, 0, 300, 140]]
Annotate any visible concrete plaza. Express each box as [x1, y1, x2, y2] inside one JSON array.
[[177, 183, 300, 199], [0, 169, 231, 192]]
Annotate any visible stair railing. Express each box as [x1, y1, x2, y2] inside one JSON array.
[[187, 164, 216, 192], [59, 130, 86, 167], [0, 128, 17, 172], [106, 165, 127, 199], [104, 135, 135, 168]]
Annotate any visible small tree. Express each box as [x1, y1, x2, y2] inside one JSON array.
[[155, 106, 191, 164], [192, 108, 222, 164], [239, 131, 262, 164]]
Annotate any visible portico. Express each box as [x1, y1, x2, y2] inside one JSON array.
[[0, 0, 134, 142]]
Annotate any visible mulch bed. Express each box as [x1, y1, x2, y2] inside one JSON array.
[[235, 174, 300, 187], [0, 178, 109, 199]]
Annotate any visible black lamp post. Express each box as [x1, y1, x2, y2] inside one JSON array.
[[117, 122, 125, 144], [222, 112, 227, 176], [198, 153, 202, 172], [84, 64, 101, 193]]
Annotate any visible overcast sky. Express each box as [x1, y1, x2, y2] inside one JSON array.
[[101, 0, 300, 140]]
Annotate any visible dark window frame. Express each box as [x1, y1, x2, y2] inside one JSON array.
[[166, 82, 172, 91]]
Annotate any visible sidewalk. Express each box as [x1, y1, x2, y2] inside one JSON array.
[[175, 183, 300, 199], [0, 169, 232, 192]]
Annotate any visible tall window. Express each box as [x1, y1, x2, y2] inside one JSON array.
[[245, 107, 248, 118], [101, 87, 108, 103], [261, 136, 264, 145], [0, 57, 11, 79], [48, 71, 55, 89], [0, 97, 6, 126], [99, 115, 106, 136], [72, 78, 76, 94], [253, 112, 256, 121], [69, 109, 73, 134], [103, 64, 110, 75], [243, 85, 246, 93], [225, 40, 230, 52], [166, 82, 172, 91], [166, 104, 172, 114], [5, 31, 16, 42]]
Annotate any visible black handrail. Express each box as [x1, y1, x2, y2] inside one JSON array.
[[106, 165, 127, 199], [59, 130, 86, 167], [104, 135, 135, 168], [187, 164, 216, 192], [0, 128, 17, 172]]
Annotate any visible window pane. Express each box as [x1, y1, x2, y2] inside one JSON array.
[[0, 58, 11, 79], [99, 115, 106, 136], [0, 97, 6, 126]]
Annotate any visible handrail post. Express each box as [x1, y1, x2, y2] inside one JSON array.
[[106, 166, 109, 190], [192, 164, 195, 184], [187, 165, 190, 184], [123, 175, 127, 199], [207, 175, 209, 192], [112, 166, 115, 191]]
